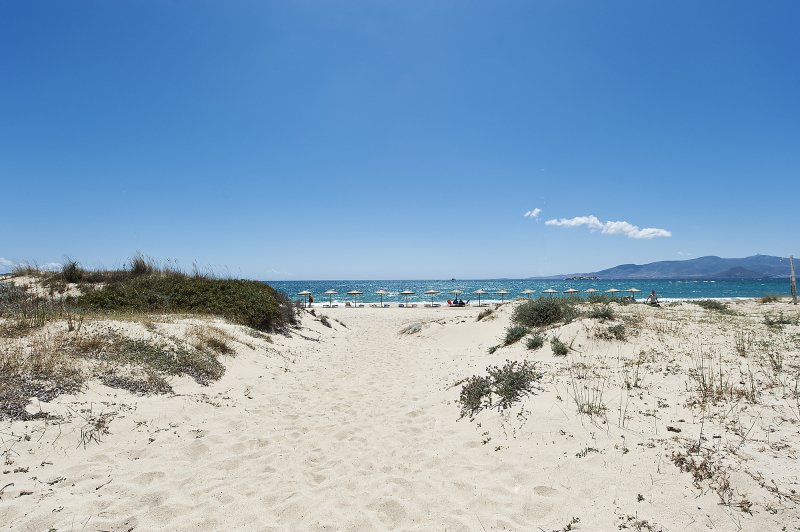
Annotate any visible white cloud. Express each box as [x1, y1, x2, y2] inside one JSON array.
[[524, 208, 542, 219], [0, 257, 14, 268], [545, 215, 671, 239], [42, 262, 63, 271]]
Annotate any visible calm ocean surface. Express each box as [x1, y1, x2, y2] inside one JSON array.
[[265, 279, 793, 306]]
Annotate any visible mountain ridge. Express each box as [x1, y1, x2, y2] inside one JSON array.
[[527, 254, 792, 280]]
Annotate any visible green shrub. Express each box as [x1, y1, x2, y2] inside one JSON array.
[[526, 335, 544, 350], [588, 304, 615, 322], [78, 276, 297, 331], [458, 360, 541, 417], [502, 324, 530, 346], [513, 298, 575, 328], [587, 293, 611, 304], [760, 294, 780, 303], [459, 375, 493, 417], [551, 336, 569, 356]]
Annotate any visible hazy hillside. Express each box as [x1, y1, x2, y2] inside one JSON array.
[[530, 254, 792, 280]]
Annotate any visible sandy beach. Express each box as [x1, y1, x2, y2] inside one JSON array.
[[2, 297, 800, 531]]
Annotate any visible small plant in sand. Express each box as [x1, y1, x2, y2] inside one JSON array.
[[760, 294, 780, 303], [764, 311, 798, 328], [526, 334, 544, 350], [569, 354, 609, 418], [733, 328, 754, 357], [318, 314, 332, 328], [550, 336, 569, 357], [691, 299, 737, 315], [671, 448, 732, 504], [588, 304, 615, 322], [458, 360, 542, 418], [607, 324, 626, 340], [575, 446, 600, 458], [78, 408, 115, 448]]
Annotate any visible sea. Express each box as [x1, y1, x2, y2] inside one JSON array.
[[265, 279, 794, 306]]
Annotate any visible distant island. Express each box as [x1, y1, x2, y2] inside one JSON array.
[[529, 254, 791, 280], [564, 276, 601, 281]]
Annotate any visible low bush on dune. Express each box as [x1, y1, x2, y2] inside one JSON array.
[[0, 253, 298, 421], [78, 275, 296, 331], [760, 294, 780, 304], [512, 298, 577, 328], [458, 360, 542, 417]]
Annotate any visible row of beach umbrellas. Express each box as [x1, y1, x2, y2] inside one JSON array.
[[297, 287, 643, 307]]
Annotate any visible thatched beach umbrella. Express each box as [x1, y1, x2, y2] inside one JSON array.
[[584, 288, 600, 294], [604, 288, 621, 298], [347, 290, 363, 306], [374, 289, 389, 306], [563, 288, 580, 298], [521, 289, 537, 299], [472, 289, 488, 306], [424, 289, 440, 306], [541, 288, 559, 297], [323, 289, 338, 307], [495, 289, 510, 303], [399, 290, 415, 306], [624, 288, 642, 301], [297, 290, 313, 308]]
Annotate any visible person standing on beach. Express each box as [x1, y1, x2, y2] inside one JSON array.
[[308, 294, 313, 307]]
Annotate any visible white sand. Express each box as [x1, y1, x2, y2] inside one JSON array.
[[2, 301, 800, 530]]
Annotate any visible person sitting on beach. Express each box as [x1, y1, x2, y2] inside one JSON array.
[[646, 291, 659, 305]]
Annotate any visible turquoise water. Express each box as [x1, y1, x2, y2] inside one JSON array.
[[265, 279, 793, 306]]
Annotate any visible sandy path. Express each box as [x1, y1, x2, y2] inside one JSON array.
[[2, 304, 795, 531]]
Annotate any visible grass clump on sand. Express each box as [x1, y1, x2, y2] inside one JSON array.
[[760, 294, 781, 303], [0, 344, 84, 421], [476, 308, 494, 321], [764, 311, 798, 328], [526, 334, 544, 350], [459, 360, 541, 418], [551, 336, 569, 356], [690, 299, 737, 315], [512, 298, 577, 328]]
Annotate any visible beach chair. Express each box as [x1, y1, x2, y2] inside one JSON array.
[[447, 299, 453, 306], [383, 304, 390, 307], [398, 303, 404, 308], [345, 301, 351, 307]]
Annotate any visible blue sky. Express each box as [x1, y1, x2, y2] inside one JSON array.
[[1, 1, 798, 280]]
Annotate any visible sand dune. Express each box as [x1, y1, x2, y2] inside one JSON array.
[[2, 301, 799, 531]]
